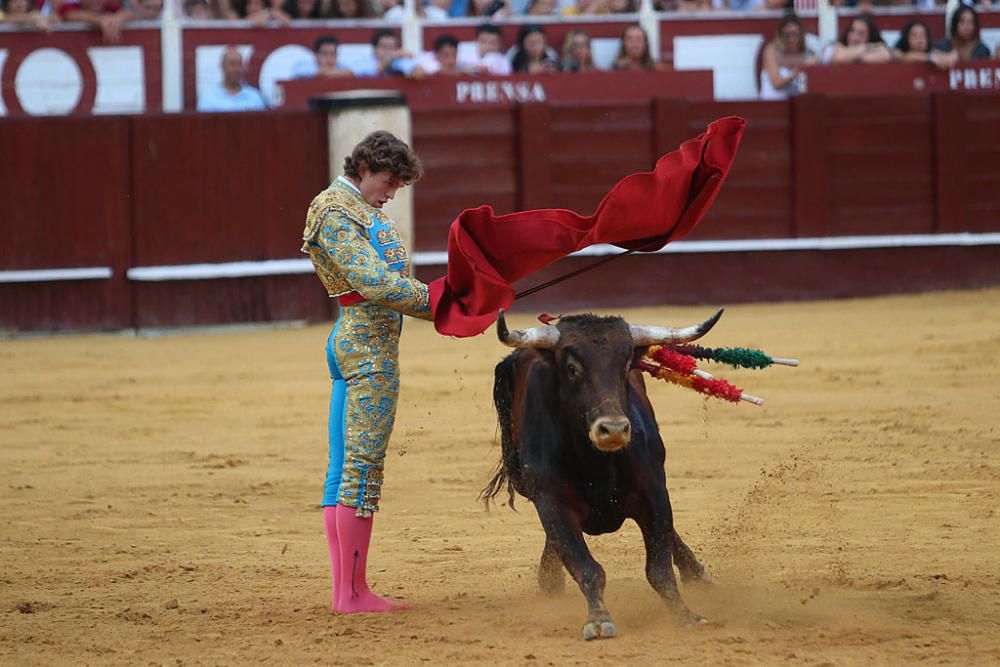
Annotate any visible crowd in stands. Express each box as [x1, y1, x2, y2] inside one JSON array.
[[759, 4, 995, 98], [2, 0, 998, 111], [4, 0, 1000, 27]]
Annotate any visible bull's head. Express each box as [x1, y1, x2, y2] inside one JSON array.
[[498, 308, 723, 453]]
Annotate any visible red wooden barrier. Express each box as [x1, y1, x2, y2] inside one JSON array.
[[0, 28, 162, 116], [3, 94, 1000, 332], [127, 110, 333, 327], [411, 107, 518, 250], [278, 70, 714, 111], [0, 116, 132, 331]]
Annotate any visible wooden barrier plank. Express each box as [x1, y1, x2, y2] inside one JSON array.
[[129, 111, 327, 266], [791, 94, 828, 238], [0, 116, 132, 330], [932, 92, 967, 234], [517, 104, 553, 211]]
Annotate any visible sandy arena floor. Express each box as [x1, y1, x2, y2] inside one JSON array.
[[2, 289, 999, 666]]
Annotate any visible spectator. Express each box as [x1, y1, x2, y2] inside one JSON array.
[[283, 0, 322, 18], [183, 0, 211, 17], [1, 0, 54, 30], [411, 34, 461, 77], [293, 35, 354, 78], [351, 29, 409, 77], [243, 0, 292, 25], [560, 0, 609, 15], [759, 14, 816, 100], [526, 0, 556, 15], [330, 0, 373, 17], [561, 28, 596, 72], [825, 14, 891, 64], [129, 0, 162, 20], [893, 19, 958, 69], [211, 0, 239, 18], [466, 0, 510, 19], [613, 23, 661, 71], [607, 0, 634, 11], [727, 0, 787, 11], [933, 5, 991, 62], [58, 0, 132, 43], [198, 46, 267, 112], [510, 24, 560, 74], [457, 23, 513, 76], [381, 0, 448, 20]]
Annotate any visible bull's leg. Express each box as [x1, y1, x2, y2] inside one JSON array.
[[536, 501, 616, 641], [640, 514, 707, 626], [538, 537, 566, 594], [672, 531, 711, 583]]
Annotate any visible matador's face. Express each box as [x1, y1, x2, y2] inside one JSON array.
[[358, 166, 403, 209]]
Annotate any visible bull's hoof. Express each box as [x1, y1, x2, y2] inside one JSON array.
[[582, 620, 617, 641], [683, 613, 709, 628]]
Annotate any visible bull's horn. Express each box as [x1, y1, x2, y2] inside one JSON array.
[[629, 308, 725, 347], [497, 309, 560, 349]]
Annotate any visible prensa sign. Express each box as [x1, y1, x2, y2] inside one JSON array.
[[949, 66, 1000, 91]]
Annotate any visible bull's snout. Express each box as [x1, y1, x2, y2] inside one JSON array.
[[590, 417, 632, 452]]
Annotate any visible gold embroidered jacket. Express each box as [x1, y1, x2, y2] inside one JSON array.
[[302, 179, 432, 320]]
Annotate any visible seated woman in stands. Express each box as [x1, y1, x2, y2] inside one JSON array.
[[607, 0, 634, 11], [932, 6, 991, 63], [613, 23, 663, 71], [560, 0, 610, 15], [242, 0, 292, 26], [561, 28, 597, 72], [759, 14, 816, 100], [510, 24, 561, 74], [466, 0, 512, 20], [283, 0, 323, 18], [824, 14, 891, 64], [892, 20, 958, 70], [1, 0, 54, 30]]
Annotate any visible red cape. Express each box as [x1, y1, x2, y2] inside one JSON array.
[[428, 116, 746, 337]]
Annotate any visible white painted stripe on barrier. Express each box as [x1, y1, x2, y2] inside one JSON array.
[[0, 267, 113, 283], [127, 258, 315, 281], [415, 232, 1000, 264], [111, 233, 1000, 281]]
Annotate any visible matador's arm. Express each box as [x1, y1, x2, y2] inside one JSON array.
[[313, 208, 433, 321]]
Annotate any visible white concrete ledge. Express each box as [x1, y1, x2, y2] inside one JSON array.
[[127, 258, 315, 281], [13, 233, 993, 284], [414, 232, 1000, 265], [0, 267, 113, 283]]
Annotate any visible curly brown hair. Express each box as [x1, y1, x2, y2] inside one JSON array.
[[343, 131, 423, 184]]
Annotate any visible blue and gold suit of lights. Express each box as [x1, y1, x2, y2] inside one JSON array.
[[301, 177, 431, 517]]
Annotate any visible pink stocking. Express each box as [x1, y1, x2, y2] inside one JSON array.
[[323, 506, 341, 611], [332, 503, 410, 613]]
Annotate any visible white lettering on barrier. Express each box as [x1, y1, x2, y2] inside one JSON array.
[[950, 66, 1000, 91], [454, 80, 547, 104], [980, 68, 993, 89], [965, 68, 977, 89]]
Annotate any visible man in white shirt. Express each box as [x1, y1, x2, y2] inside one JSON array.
[[457, 23, 512, 76], [197, 46, 267, 112]]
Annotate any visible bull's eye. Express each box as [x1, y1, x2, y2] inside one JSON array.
[[566, 360, 581, 379]]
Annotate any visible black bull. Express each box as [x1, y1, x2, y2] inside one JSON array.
[[482, 309, 723, 640]]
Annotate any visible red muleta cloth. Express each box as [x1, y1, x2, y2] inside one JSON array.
[[426, 116, 746, 337]]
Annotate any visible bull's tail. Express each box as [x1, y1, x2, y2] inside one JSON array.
[[480, 352, 519, 510]]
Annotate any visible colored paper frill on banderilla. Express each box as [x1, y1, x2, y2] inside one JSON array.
[[427, 115, 746, 338]]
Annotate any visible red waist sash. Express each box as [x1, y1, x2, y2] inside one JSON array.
[[338, 292, 365, 307]]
